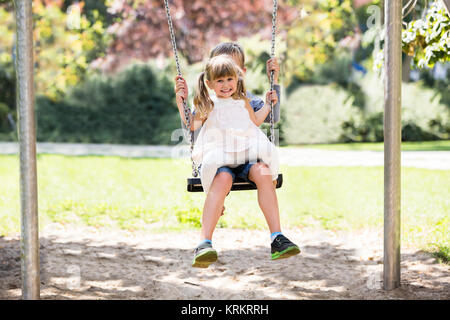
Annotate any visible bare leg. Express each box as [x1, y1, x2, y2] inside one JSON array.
[[248, 162, 281, 234], [200, 172, 233, 241]]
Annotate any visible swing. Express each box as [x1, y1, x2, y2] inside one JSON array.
[[164, 0, 283, 192]]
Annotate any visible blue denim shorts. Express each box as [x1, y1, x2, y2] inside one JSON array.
[[216, 162, 257, 185], [198, 161, 258, 191]]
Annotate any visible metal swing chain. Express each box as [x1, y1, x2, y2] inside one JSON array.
[[269, 0, 278, 144], [163, 0, 198, 177]]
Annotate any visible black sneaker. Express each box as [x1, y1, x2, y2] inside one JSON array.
[[271, 234, 300, 260], [192, 242, 218, 268]]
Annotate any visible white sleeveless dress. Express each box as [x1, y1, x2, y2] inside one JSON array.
[[192, 95, 279, 194]]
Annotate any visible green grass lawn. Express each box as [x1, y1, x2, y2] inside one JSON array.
[[0, 154, 448, 262], [283, 140, 450, 151]]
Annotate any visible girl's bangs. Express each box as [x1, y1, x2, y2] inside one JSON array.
[[210, 62, 238, 80]]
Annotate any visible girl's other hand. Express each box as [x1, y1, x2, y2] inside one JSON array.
[[174, 75, 188, 104], [266, 90, 278, 106], [266, 58, 280, 84]]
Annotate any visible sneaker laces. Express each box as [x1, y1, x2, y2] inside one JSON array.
[[274, 235, 291, 246]]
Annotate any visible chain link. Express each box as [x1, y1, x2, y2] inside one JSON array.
[[163, 0, 198, 177], [269, 0, 278, 144]]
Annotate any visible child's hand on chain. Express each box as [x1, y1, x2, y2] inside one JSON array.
[[265, 90, 278, 106], [174, 75, 188, 105], [266, 57, 280, 84]]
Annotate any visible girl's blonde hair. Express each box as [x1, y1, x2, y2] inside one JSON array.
[[194, 55, 246, 119]]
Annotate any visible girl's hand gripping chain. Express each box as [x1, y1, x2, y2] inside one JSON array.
[[266, 57, 280, 84], [174, 75, 188, 104], [265, 90, 278, 107]]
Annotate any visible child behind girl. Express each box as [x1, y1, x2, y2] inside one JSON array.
[[175, 55, 300, 268]]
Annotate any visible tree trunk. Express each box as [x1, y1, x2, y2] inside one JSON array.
[[441, 0, 450, 15], [402, 54, 412, 82]]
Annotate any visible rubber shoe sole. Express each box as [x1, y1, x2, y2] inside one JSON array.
[[271, 245, 300, 260], [192, 248, 218, 268]]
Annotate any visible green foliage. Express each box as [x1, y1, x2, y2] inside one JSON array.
[[402, 1, 450, 68], [0, 102, 10, 132], [416, 64, 450, 109], [0, 1, 111, 100], [62, 0, 114, 29], [287, 50, 367, 109], [236, 34, 286, 95], [36, 63, 181, 144], [430, 244, 450, 264], [342, 73, 449, 142], [283, 84, 359, 144], [283, 72, 450, 143], [0, 59, 15, 112], [284, 0, 357, 83], [341, 111, 384, 142], [0, 5, 15, 125], [175, 208, 202, 228], [34, 1, 110, 99], [0, 61, 16, 140]]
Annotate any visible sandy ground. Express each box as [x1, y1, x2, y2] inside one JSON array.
[[0, 223, 449, 300]]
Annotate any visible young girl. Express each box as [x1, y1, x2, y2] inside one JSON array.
[[176, 55, 299, 268], [192, 55, 279, 195], [177, 42, 281, 208], [209, 42, 281, 125]]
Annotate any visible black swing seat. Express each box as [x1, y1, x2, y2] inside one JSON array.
[[187, 173, 283, 192]]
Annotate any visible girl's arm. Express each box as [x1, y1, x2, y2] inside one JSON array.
[[175, 75, 205, 131], [176, 102, 205, 132], [245, 99, 258, 126], [253, 90, 279, 126], [254, 102, 269, 127]]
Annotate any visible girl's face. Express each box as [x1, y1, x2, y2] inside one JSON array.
[[207, 75, 238, 99]]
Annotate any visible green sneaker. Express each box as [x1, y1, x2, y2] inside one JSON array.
[[192, 242, 218, 268], [271, 234, 300, 260]]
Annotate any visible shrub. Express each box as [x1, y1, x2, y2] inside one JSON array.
[[0, 101, 16, 141], [401, 80, 449, 140], [0, 102, 9, 132], [341, 111, 384, 143], [36, 63, 181, 145], [283, 84, 359, 144], [357, 74, 449, 141], [282, 72, 450, 144]]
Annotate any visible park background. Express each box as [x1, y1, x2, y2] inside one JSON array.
[[0, 0, 449, 299]]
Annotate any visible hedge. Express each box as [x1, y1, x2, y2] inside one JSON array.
[[35, 63, 181, 145]]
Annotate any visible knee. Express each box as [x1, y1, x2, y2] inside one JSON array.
[[249, 162, 272, 185], [214, 171, 233, 187]]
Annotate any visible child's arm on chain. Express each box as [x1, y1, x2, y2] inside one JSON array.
[[175, 75, 204, 131]]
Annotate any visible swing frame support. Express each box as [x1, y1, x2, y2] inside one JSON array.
[[14, 0, 40, 300], [15, 0, 402, 299], [383, 0, 402, 291]]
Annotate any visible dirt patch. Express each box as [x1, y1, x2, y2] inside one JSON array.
[[0, 224, 448, 299]]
